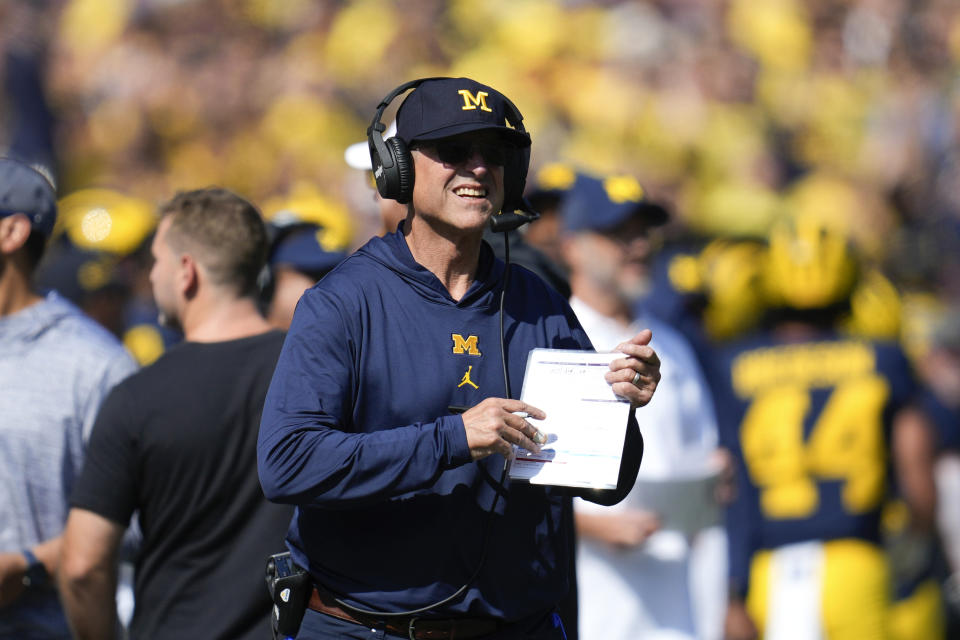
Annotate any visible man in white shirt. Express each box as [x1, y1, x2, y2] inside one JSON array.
[[560, 172, 726, 640]]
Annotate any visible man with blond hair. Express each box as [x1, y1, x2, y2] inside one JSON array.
[[59, 188, 291, 640]]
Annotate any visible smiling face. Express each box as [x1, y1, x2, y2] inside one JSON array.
[[409, 131, 506, 234]]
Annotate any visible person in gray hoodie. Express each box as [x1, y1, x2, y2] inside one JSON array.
[[0, 158, 136, 639]]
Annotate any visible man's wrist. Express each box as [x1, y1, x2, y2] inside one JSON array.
[[21, 548, 50, 589]]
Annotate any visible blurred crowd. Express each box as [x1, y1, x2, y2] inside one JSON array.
[[3, 0, 960, 638], [2, 0, 959, 348]]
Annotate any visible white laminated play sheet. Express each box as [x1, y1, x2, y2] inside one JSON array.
[[508, 348, 631, 489]]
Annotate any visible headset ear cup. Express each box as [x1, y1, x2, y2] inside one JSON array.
[[502, 146, 529, 213], [384, 137, 414, 204]]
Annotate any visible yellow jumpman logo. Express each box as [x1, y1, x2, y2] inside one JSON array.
[[458, 365, 479, 389]]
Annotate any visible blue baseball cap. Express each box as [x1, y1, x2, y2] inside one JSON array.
[[0, 158, 57, 236], [396, 77, 531, 148], [561, 173, 668, 234], [268, 223, 348, 277]]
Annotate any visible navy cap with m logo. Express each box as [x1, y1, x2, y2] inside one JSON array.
[[395, 77, 531, 148]]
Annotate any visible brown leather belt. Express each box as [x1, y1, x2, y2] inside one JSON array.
[[308, 587, 501, 639]]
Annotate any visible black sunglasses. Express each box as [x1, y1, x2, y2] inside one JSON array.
[[415, 140, 508, 167]]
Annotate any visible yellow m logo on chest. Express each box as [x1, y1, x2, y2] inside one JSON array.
[[452, 334, 482, 356], [458, 90, 492, 112]]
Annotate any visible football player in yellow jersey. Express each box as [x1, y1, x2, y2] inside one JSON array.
[[714, 212, 937, 640], [844, 264, 948, 640]]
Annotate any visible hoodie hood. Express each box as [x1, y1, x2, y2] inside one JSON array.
[[355, 229, 505, 308], [0, 291, 85, 343]]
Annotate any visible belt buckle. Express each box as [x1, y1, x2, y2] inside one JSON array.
[[407, 617, 419, 640]]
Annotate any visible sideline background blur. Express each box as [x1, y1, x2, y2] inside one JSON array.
[[5, 1, 960, 636], [2, 0, 958, 294]]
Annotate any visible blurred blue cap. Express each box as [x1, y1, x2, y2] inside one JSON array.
[[269, 223, 348, 277], [561, 173, 668, 233], [34, 239, 126, 304], [0, 158, 57, 236]]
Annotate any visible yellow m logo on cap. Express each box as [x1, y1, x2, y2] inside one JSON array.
[[458, 90, 493, 113], [604, 176, 644, 204], [452, 333, 482, 356]]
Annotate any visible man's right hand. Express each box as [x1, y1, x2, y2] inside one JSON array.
[[461, 398, 546, 461], [575, 510, 661, 548]]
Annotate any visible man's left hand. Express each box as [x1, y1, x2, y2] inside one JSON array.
[[605, 329, 660, 409]]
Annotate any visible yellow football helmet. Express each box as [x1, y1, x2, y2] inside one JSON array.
[[58, 189, 158, 256], [843, 268, 903, 340], [700, 239, 768, 340], [667, 238, 767, 341], [763, 211, 858, 310], [262, 182, 354, 253]]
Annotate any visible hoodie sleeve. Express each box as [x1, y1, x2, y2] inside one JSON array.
[[257, 287, 473, 508]]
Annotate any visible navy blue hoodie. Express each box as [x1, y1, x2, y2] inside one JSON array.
[[258, 230, 640, 620]]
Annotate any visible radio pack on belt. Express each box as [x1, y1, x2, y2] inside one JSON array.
[[265, 551, 310, 639]]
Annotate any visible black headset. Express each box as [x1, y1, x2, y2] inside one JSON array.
[[367, 77, 538, 232]]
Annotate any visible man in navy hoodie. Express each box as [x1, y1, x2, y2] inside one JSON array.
[[258, 77, 660, 640]]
